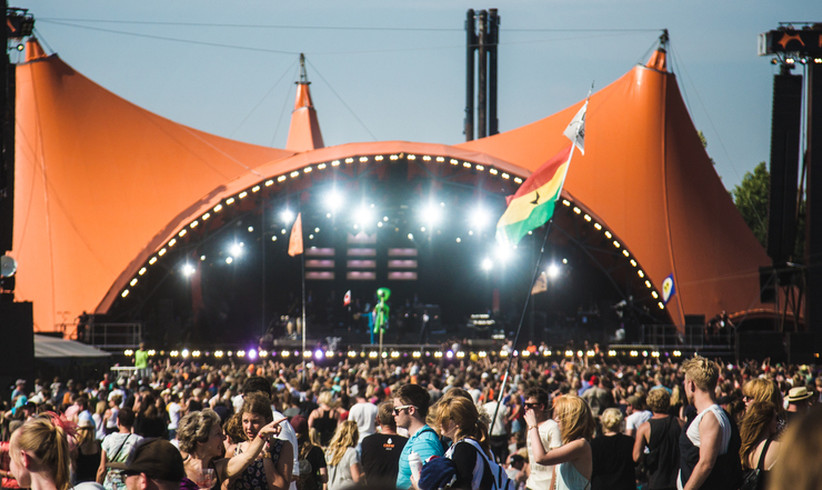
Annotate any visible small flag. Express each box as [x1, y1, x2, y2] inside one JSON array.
[[563, 100, 588, 155], [343, 289, 351, 307], [662, 274, 675, 304], [288, 213, 303, 257]]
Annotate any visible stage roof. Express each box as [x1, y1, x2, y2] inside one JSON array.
[[12, 39, 771, 333]]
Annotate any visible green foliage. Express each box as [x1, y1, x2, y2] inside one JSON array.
[[731, 161, 806, 260], [731, 162, 769, 248]]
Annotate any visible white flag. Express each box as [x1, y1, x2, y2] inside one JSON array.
[[563, 100, 587, 155]]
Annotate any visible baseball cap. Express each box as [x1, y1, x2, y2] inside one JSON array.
[[110, 438, 184, 482]]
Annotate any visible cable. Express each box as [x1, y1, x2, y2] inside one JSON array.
[[305, 59, 378, 142]]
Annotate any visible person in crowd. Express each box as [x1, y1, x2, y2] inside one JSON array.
[[623, 394, 652, 439], [133, 391, 167, 439], [324, 421, 361, 490], [784, 386, 813, 423], [8, 413, 72, 490], [93, 401, 108, 441], [738, 401, 781, 490], [228, 392, 292, 490], [524, 395, 595, 490], [166, 393, 182, 441], [431, 395, 497, 489], [741, 378, 781, 410], [481, 388, 510, 464], [176, 409, 225, 489], [115, 438, 184, 490], [133, 343, 149, 381], [347, 384, 378, 443], [580, 376, 614, 420], [97, 408, 143, 490], [678, 356, 742, 490], [768, 404, 822, 490], [393, 384, 443, 489], [633, 387, 681, 490], [308, 391, 340, 448], [290, 415, 327, 490], [522, 387, 562, 490], [360, 401, 407, 486], [104, 395, 121, 437], [590, 408, 634, 490], [74, 419, 103, 485], [240, 376, 300, 490]]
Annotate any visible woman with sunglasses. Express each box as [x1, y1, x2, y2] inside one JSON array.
[[524, 395, 595, 490]]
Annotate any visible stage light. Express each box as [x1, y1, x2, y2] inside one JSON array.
[[419, 202, 443, 228], [546, 263, 560, 280], [354, 205, 375, 229], [562, 258, 568, 264], [280, 208, 295, 225], [228, 242, 244, 259], [181, 349, 190, 358], [248, 349, 258, 360], [481, 257, 493, 271], [469, 206, 492, 231], [248, 226, 254, 233], [181, 263, 196, 277], [407, 233, 414, 241], [200, 255, 206, 261], [324, 189, 345, 213], [494, 243, 514, 263], [124, 349, 134, 356], [225, 257, 234, 264], [314, 349, 324, 360]]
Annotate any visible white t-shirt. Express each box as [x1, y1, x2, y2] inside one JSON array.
[[482, 401, 509, 437], [625, 410, 652, 433], [167, 402, 182, 430], [526, 419, 562, 489], [348, 401, 379, 442]]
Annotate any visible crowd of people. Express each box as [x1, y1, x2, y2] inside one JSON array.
[[1, 352, 821, 490]]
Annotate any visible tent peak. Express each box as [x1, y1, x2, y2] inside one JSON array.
[[286, 54, 325, 152], [645, 29, 668, 72]]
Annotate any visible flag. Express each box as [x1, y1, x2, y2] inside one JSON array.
[[288, 213, 303, 256], [563, 100, 588, 155], [662, 273, 676, 304], [495, 144, 573, 246], [343, 289, 351, 307], [496, 103, 587, 246]]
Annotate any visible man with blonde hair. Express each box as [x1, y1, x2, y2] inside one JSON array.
[[678, 357, 741, 490]]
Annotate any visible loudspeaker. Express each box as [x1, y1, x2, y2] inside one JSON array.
[[0, 302, 34, 399], [767, 73, 802, 263]]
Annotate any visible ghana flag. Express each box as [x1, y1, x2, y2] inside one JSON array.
[[495, 144, 573, 245], [496, 99, 587, 245]]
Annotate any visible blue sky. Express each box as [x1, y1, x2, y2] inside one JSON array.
[[11, 0, 822, 191]]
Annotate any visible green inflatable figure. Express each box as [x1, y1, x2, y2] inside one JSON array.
[[372, 287, 391, 344]]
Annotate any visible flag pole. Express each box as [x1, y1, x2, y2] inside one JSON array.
[[489, 220, 553, 435], [301, 251, 307, 384]]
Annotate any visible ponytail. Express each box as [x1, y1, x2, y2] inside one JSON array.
[[13, 412, 73, 490]]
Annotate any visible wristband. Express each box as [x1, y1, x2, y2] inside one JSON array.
[[528, 425, 537, 431]]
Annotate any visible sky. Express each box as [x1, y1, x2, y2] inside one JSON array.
[[10, 0, 822, 191]]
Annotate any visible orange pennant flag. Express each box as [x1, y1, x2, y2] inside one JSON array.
[[288, 213, 303, 256]]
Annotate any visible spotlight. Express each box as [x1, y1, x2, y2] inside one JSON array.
[[229, 242, 244, 258], [494, 243, 514, 263], [546, 263, 560, 280], [280, 208, 295, 225], [324, 189, 345, 213], [469, 205, 492, 231], [419, 202, 443, 228], [181, 263, 196, 277], [481, 258, 493, 271], [354, 205, 375, 229]]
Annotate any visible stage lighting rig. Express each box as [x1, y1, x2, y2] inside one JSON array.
[[6, 8, 34, 40]]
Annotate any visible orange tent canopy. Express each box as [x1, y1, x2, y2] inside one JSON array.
[[13, 40, 771, 333]]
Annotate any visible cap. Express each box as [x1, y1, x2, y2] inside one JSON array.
[[290, 414, 308, 435], [110, 438, 184, 482]]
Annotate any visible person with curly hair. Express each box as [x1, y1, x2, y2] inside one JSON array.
[[633, 388, 681, 490], [524, 395, 594, 490], [324, 421, 361, 490], [176, 409, 225, 489]]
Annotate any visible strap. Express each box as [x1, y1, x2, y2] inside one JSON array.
[[108, 434, 131, 464], [550, 465, 556, 490], [756, 437, 773, 470], [458, 439, 507, 490]]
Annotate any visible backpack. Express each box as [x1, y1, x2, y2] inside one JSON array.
[[296, 444, 321, 490], [454, 438, 517, 490]]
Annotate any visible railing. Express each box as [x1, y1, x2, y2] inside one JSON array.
[[640, 323, 735, 356], [87, 323, 142, 350]]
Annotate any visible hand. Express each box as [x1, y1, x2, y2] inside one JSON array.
[[523, 409, 537, 428], [258, 417, 286, 439]]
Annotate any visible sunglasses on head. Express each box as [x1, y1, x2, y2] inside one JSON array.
[[393, 404, 414, 415]]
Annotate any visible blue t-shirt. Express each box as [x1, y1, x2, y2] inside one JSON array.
[[396, 425, 444, 489]]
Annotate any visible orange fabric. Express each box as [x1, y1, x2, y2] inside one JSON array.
[[457, 51, 770, 328], [285, 83, 324, 152], [13, 45, 771, 333], [13, 42, 293, 331]]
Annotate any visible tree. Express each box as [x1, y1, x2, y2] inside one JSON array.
[[731, 162, 805, 260], [731, 162, 769, 248]]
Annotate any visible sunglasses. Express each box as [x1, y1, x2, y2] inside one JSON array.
[[393, 404, 414, 415], [524, 403, 542, 409]]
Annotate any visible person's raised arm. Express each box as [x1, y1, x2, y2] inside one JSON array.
[[226, 418, 285, 477]]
